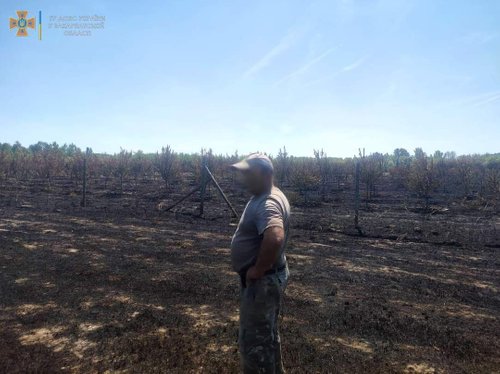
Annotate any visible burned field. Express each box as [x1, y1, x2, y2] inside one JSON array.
[[0, 176, 499, 373]]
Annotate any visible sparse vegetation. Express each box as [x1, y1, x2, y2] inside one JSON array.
[[155, 146, 179, 191], [0, 141, 499, 373]]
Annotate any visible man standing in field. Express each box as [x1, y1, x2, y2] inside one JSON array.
[[231, 153, 291, 374]]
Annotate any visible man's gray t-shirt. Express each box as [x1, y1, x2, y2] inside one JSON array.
[[231, 186, 290, 273]]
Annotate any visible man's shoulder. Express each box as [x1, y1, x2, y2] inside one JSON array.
[[270, 186, 286, 197], [251, 187, 289, 211], [268, 187, 290, 211], [270, 186, 288, 200]]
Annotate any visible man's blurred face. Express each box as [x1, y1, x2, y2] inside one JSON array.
[[241, 167, 268, 195]]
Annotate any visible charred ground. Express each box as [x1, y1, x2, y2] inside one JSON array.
[[0, 174, 499, 373]]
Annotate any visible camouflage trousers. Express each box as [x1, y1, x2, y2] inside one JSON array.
[[239, 266, 289, 374]]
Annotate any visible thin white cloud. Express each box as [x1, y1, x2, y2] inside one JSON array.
[[468, 90, 500, 107], [242, 30, 299, 79], [303, 55, 368, 87], [443, 90, 500, 109], [341, 56, 367, 72], [459, 32, 498, 45], [274, 46, 338, 86]]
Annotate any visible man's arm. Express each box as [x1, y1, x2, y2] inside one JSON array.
[[246, 226, 285, 282]]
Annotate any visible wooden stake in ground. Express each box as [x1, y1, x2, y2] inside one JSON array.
[[204, 166, 239, 219], [199, 156, 208, 216], [81, 147, 90, 207], [163, 185, 200, 212], [354, 159, 361, 232], [164, 158, 239, 219]]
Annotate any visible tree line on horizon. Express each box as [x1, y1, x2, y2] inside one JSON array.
[[0, 141, 499, 206]]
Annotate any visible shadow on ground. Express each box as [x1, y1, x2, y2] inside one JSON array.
[[0, 208, 499, 373]]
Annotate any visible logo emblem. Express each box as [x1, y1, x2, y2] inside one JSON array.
[[9, 11, 35, 37]]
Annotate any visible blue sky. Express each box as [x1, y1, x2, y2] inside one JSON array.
[[1, 0, 498, 157]]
